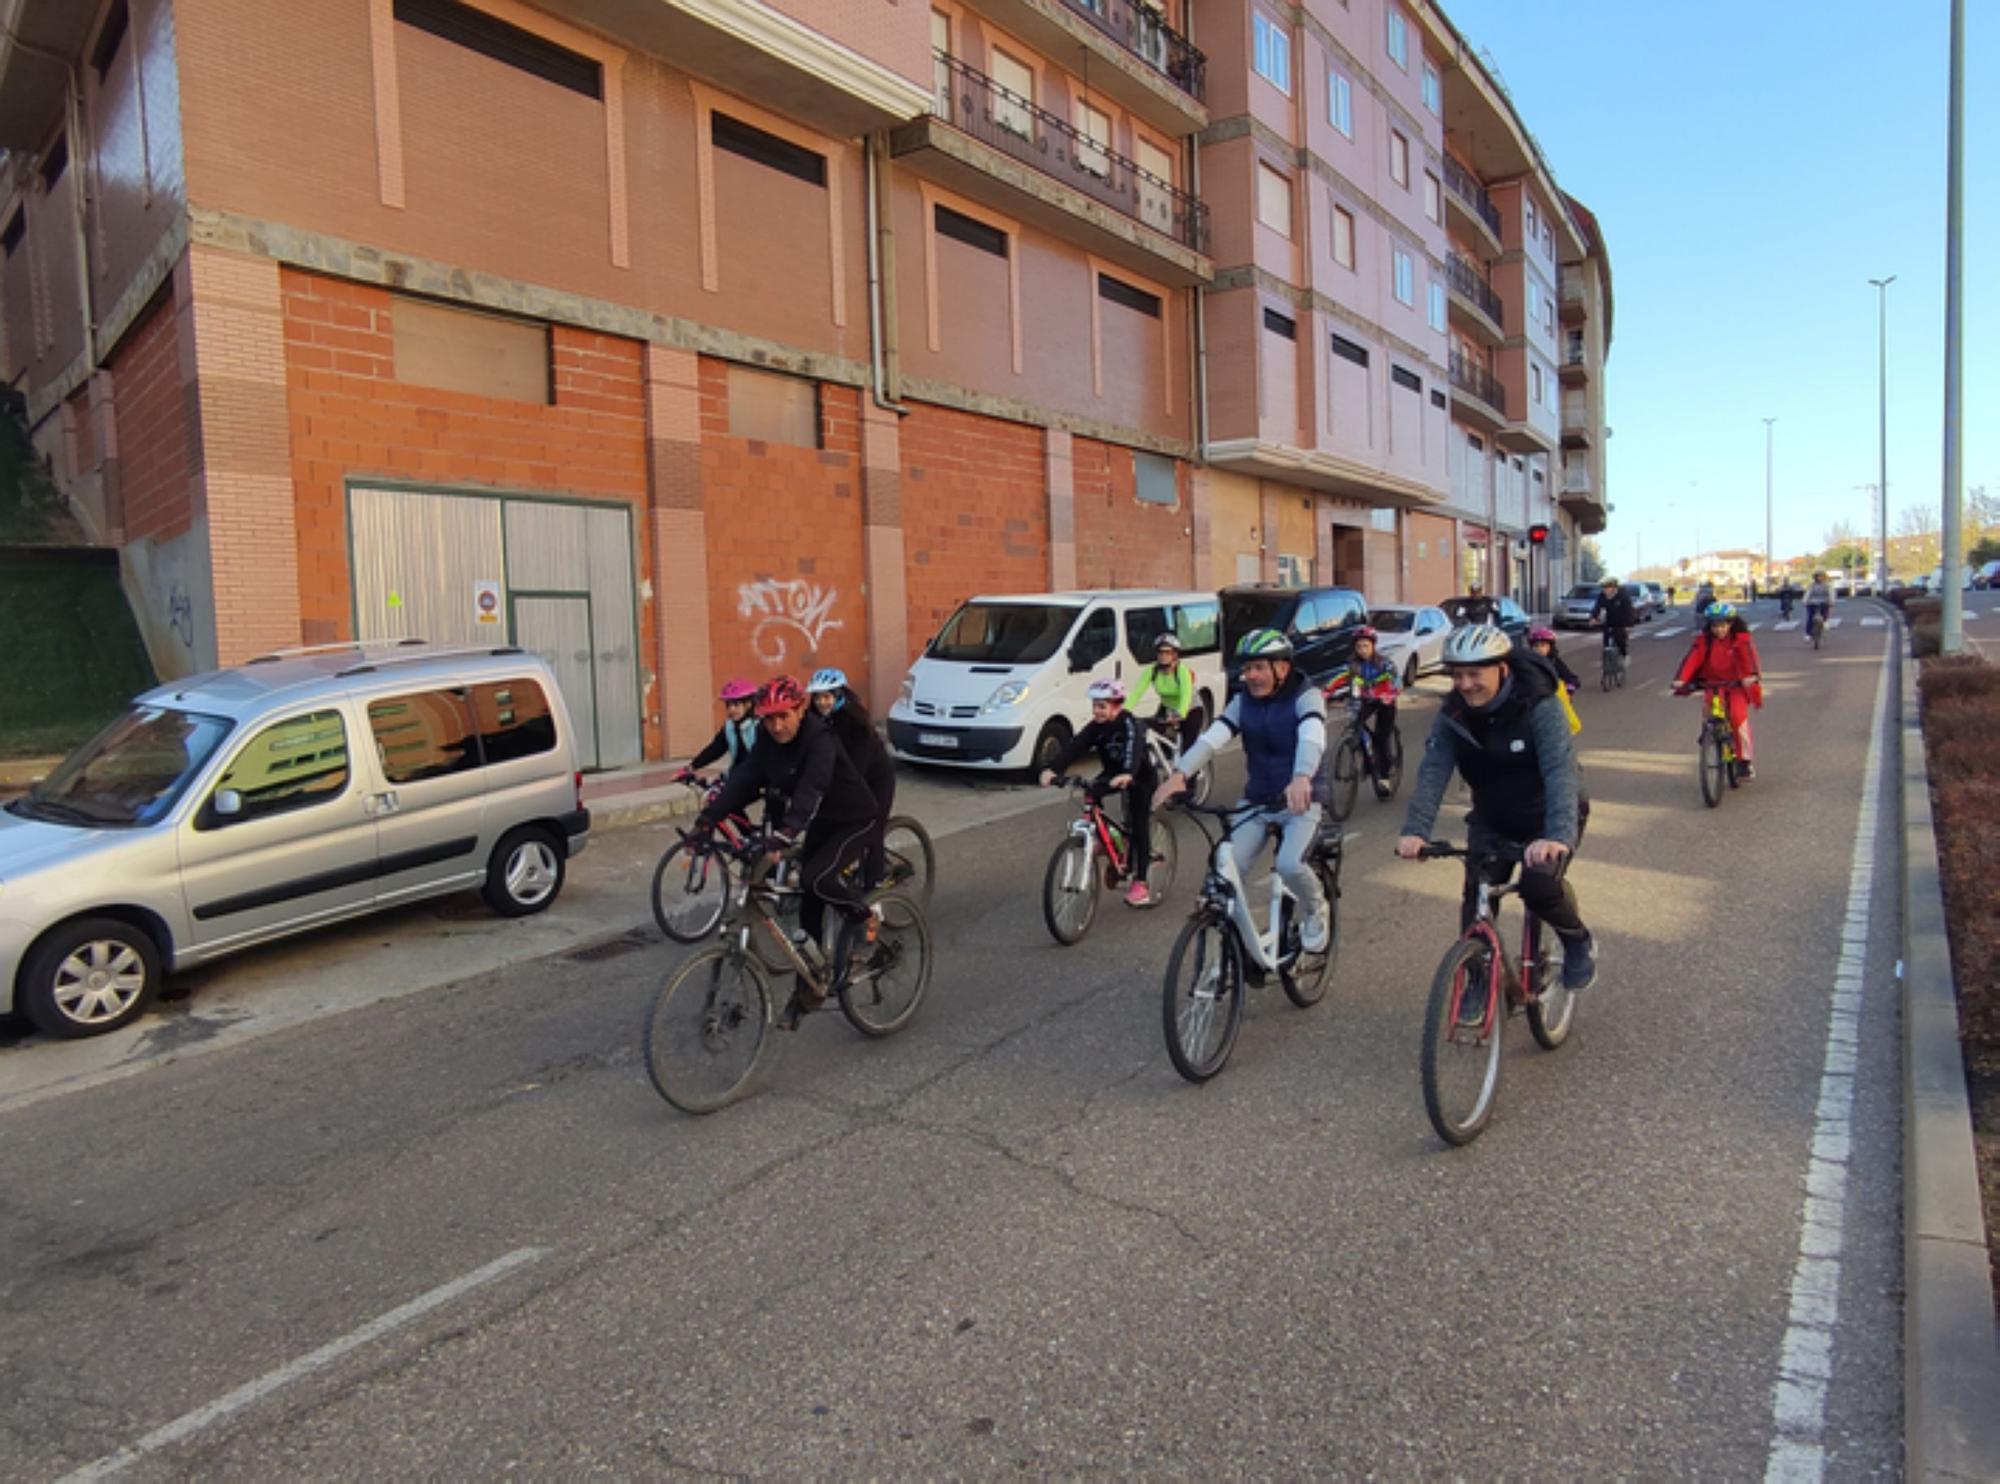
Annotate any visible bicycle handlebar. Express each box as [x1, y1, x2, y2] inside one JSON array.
[[1406, 839, 1525, 863]]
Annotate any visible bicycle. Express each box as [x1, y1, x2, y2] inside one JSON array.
[[643, 829, 933, 1114], [1159, 800, 1344, 1082], [1041, 776, 1178, 945], [1676, 679, 1749, 808], [1597, 626, 1627, 690], [1407, 840, 1577, 1145], [1806, 604, 1829, 650], [1145, 712, 1212, 808], [1327, 698, 1402, 821]]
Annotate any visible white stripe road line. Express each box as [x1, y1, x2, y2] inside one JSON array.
[[59, 1247, 549, 1482], [1861, 618, 1886, 628], [1825, 617, 1843, 629], [1774, 620, 1802, 631], [1762, 639, 1888, 1484], [1650, 626, 1688, 639], [1745, 622, 1764, 632]]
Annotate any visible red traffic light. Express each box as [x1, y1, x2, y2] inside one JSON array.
[[1527, 523, 1550, 545]]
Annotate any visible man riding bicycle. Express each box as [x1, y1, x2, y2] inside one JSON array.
[[1156, 629, 1333, 953], [1334, 626, 1401, 785], [1803, 570, 1834, 640], [1132, 632, 1200, 753], [1396, 624, 1596, 998], [1039, 678, 1159, 907], [1589, 575, 1634, 659]]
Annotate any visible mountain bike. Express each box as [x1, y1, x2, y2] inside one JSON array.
[[1327, 699, 1403, 821], [1407, 840, 1577, 1145], [1041, 776, 1177, 944], [1145, 712, 1212, 807], [1806, 603, 1829, 650], [1598, 626, 1627, 690], [1675, 679, 1750, 808], [1159, 800, 1344, 1082], [644, 829, 933, 1114]]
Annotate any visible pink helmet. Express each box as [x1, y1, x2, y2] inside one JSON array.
[[1086, 679, 1127, 703], [1528, 626, 1557, 645], [719, 677, 759, 703]]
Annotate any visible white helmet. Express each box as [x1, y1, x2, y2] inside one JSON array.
[[1441, 623, 1513, 667], [1086, 679, 1128, 703]]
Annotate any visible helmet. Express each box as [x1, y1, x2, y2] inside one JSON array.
[[1704, 601, 1737, 622], [1528, 626, 1557, 644], [1442, 623, 1513, 667], [719, 677, 759, 703], [806, 667, 848, 695], [1235, 628, 1295, 662], [755, 674, 807, 716], [1153, 632, 1181, 653], [1087, 679, 1128, 703], [1353, 625, 1378, 643]]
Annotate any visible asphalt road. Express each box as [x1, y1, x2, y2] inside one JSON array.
[[0, 600, 1906, 1480]]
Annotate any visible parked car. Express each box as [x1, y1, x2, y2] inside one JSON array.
[[1217, 583, 1370, 694], [1554, 584, 1601, 630], [1927, 566, 1975, 592], [1974, 559, 2000, 590], [1623, 582, 1658, 624], [1441, 593, 1532, 643], [0, 644, 591, 1039], [1644, 581, 1669, 614], [887, 589, 1223, 775], [1366, 604, 1453, 689]]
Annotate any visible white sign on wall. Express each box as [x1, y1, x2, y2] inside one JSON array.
[[473, 579, 502, 627]]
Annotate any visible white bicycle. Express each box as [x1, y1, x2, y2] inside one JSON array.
[[1145, 712, 1213, 807]]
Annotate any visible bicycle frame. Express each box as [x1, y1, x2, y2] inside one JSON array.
[[1055, 784, 1134, 893], [1429, 846, 1549, 1037], [1192, 805, 1303, 977]]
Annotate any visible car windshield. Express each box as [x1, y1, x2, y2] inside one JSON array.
[[1368, 610, 1417, 633], [1569, 585, 1598, 599], [927, 602, 1077, 665], [1221, 591, 1294, 651], [9, 706, 234, 828]]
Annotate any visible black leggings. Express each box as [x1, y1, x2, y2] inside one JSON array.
[[1460, 799, 1590, 937], [799, 819, 875, 943], [866, 766, 897, 887], [1096, 778, 1152, 878], [1360, 700, 1397, 777]]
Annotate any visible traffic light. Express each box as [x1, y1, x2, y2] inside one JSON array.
[[1528, 524, 1550, 545]]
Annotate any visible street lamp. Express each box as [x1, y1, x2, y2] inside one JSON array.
[[1869, 275, 1895, 585], [1763, 417, 1776, 593]]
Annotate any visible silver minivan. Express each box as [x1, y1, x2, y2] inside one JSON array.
[[0, 643, 591, 1038]]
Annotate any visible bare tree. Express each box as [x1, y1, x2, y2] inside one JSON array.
[[1897, 503, 1941, 538], [1824, 519, 1860, 548]]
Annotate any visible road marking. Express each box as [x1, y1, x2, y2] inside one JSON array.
[[1860, 618, 1885, 628], [1774, 620, 1801, 631], [1762, 638, 1887, 1484], [1650, 626, 1688, 639], [59, 1247, 548, 1482], [1825, 617, 1843, 629]]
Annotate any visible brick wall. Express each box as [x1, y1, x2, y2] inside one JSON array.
[[900, 401, 1048, 659], [1072, 437, 1193, 591], [110, 287, 196, 542]]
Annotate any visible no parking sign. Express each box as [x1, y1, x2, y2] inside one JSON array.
[[474, 579, 502, 627]]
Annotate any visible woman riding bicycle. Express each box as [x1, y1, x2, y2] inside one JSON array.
[[1803, 571, 1835, 641], [1673, 602, 1763, 783], [1333, 627, 1401, 785], [1039, 678, 1158, 907], [682, 677, 760, 785], [1132, 632, 1200, 753], [807, 667, 897, 888]]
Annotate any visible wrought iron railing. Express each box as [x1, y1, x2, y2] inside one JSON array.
[[929, 52, 1209, 254], [1449, 349, 1507, 417], [1442, 156, 1503, 240], [1445, 252, 1505, 327], [1057, 0, 1207, 102]]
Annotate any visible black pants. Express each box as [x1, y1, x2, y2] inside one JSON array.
[[1360, 700, 1397, 779], [1096, 777, 1152, 879], [866, 765, 897, 886], [1460, 799, 1590, 937], [799, 818, 875, 943]]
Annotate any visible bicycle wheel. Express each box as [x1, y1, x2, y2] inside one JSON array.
[[1186, 759, 1215, 809], [1143, 819, 1179, 902], [1327, 736, 1361, 822], [1524, 917, 1575, 1050], [838, 892, 932, 1037], [1162, 913, 1245, 1082], [1812, 616, 1824, 650], [1698, 728, 1726, 808], [644, 948, 772, 1114], [650, 840, 732, 943], [880, 816, 936, 907], [1372, 725, 1404, 800], [1600, 650, 1615, 691], [1420, 937, 1504, 1146], [1614, 649, 1628, 688], [1042, 836, 1099, 946], [1281, 870, 1340, 1008]]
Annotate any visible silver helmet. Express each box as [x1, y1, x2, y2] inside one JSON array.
[[1441, 623, 1513, 667]]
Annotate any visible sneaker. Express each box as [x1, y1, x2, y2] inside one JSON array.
[[1559, 931, 1598, 992], [1455, 979, 1490, 1029], [1739, 761, 1756, 782], [1299, 907, 1331, 955], [1125, 881, 1153, 908]]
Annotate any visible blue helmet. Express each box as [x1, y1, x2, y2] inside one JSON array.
[[1704, 601, 1737, 622], [807, 668, 848, 708]]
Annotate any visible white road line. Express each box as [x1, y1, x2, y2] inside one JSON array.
[[1861, 618, 1886, 628], [1650, 626, 1688, 639], [1761, 639, 1888, 1484], [1774, 620, 1802, 631], [59, 1247, 549, 1482], [1825, 617, 1843, 629], [1746, 622, 1764, 632]]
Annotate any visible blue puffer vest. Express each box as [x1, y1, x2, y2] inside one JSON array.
[[1238, 669, 1324, 806]]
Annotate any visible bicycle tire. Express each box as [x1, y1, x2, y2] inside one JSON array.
[[1187, 759, 1215, 809], [1524, 916, 1575, 1050], [1281, 868, 1340, 1008], [650, 840, 732, 944], [1162, 913, 1245, 1082], [1372, 725, 1404, 800], [1812, 616, 1824, 650], [644, 948, 772, 1114], [1328, 736, 1361, 822], [1615, 649, 1627, 688], [1419, 937, 1504, 1146], [1143, 818, 1179, 903], [881, 816, 936, 907], [1698, 729, 1726, 808], [1042, 836, 1099, 946], [838, 892, 933, 1038]]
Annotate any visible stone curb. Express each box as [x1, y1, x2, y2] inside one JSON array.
[[1898, 622, 2000, 1481]]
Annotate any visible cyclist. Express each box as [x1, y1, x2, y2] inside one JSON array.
[[1589, 575, 1634, 661], [691, 675, 881, 1007], [1457, 580, 1497, 627], [1673, 602, 1764, 782], [1779, 577, 1797, 622], [682, 677, 760, 786], [1527, 626, 1581, 694], [1803, 570, 1835, 641], [807, 667, 897, 889], [1333, 626, 1401, 785], [1395, 624, 1596, 1003], [1132, 632, 1200, 753], [1039, 678, 1158, 907], [1156, 629, 1332, 953]]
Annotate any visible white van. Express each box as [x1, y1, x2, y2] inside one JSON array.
[[886, 590, 1223, 774]]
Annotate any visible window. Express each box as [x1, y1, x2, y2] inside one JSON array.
[[1393, 248, 1414, 306], [1530, 363, 1544, 406], [1387, 8, 1409, 69], [991, 48, 1034, 136], [1329, 70, 1353, 136], [712, 113, 826, 188], [1422, 62, 1441, 114], [91, 0, 129, 80], [1263, 307, 1296, 340], [1071, 608, 1118, 668], [1424, 171, 1442, 223], [1543, 288, 1556, 335], [1543, 221, 1555, 256], [727, 364, 819, 449], [369, 689, 481, 784], [931, 10, 952, 117], [0, 212, 21, 257], [1256, 163, 1292, 237], [1389, 131, 1409, 188], [936, 203, 1007, 258], [393, 296, 551, 404], [469, 679, 557, 762], [1331, 205, 1355, 269], [1525, 198, 1538, 238], [40, 136, 67, 191], [1392, 365, 1422, 392], [1428, 280, 1447, 332], [212, 711, 351, 824], [1099, 273, 1162, 319], [1329, 332, 1368, 367], [1135, 136, 1176, 235], [1430, 388, 1447, 409], [1134, 451, 1178, 507], [1174, 600, 1221, 654], [1076, 100, 1112, 178], [1253, 13, 1291, 93], [394, 0, 601, 99]]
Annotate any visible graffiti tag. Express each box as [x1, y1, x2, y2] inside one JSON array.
[[168, 585, 196, 650], [736, 578, 843, 666]]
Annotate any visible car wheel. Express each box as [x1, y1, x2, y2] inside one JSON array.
[[1027, 720, 1071, 780], [483, 826, 566, 917], [1404, 655, 1420, 690], [20, 916, 163, 1038]]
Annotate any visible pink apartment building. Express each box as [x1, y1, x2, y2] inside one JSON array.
[[0, 0, 1608, 766]]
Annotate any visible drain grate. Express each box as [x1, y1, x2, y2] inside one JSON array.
[[565, 930, 651, 964]]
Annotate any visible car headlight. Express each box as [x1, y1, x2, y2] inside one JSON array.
[[896, 676, 915, 706], [981, 682, 1029, 714]]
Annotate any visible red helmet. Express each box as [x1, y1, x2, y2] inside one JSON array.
[[1354, 626, 1378, 643], [1528, 626, 1557, 644], [756, 675, 807, 716], [719, 677, 759, 703]]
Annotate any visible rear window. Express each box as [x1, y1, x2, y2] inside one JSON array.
[[927, 602, 1076, 665], [1369, 609, 1417, 633], [1221, 591, 1294, 653], [469, 679, 557, 762], [369, 688, 482, 784], [1569, 585, 1598, 599]]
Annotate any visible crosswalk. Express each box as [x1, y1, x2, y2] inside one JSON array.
[[1862, 617, 1886, 628]]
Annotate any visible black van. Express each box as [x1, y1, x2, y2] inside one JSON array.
[[1218, 583, 1369, 693]]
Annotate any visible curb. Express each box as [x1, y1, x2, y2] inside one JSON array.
[[1897, 624, 2000, 1480]]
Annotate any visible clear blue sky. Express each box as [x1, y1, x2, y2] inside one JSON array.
[[1444, 0, 1994, 572]]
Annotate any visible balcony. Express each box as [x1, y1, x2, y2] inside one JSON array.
[[1443, 157, 1504, 254], [1560, 273, 1588, 323], [895, 52, 1212, 285], [1445, 253, 1505, 346], [960, 0, 1207, 136], [1560, 337, 1590, 384], [1562, 393, 1594, 449], [1561, 460, 1606, 532], [1449, 348, 1507, 431]]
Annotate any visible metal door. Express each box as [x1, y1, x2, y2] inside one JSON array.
[[513, 595, 599, 768], [350, 488, 505, 645]]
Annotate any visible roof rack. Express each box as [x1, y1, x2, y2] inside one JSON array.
[[335, 645, 526, 678], [245, 638, 430, 665]]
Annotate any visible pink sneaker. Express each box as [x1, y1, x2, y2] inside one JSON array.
[[1125, 881, 1153, 908]]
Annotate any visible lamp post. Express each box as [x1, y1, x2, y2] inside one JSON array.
[[1763, 417, 1776, 595], [1940, 0, 1965, 653], [1869, 275, 1896, 586]]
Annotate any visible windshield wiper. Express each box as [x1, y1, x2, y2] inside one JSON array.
[[13, 796, 117, 827]]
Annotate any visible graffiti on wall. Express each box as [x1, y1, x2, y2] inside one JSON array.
[[737, 578, 843, 666], [168, 585, 196, 650]]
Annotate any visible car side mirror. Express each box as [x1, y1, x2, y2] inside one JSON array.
[[213, 789, 244, 820], [1068, 645, 1090, 673]]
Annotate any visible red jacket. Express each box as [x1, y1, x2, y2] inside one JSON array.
[[1676, 630, 1763, 706]]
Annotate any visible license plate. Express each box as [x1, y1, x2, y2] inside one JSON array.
[[918, 732, 959, 748]]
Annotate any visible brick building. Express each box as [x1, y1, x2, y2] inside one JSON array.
[[0, 0, 1609, 764]]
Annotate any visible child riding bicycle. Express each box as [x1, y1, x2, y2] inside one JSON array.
[[1673, 602, 1764, 782], [1039, 679, 1159, 907], [1332, 626, 1401, 784]]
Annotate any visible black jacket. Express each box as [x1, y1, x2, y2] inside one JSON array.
[[1591, 589, 1636, 627], [1051, 711, 1155, 783], [1403, 644, 1582, 848], [820, 691, 894, 799], [697, 711, 877, 835]]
